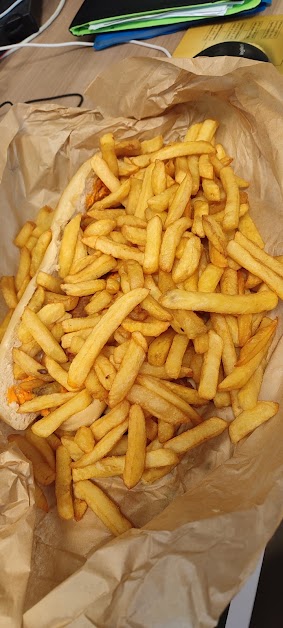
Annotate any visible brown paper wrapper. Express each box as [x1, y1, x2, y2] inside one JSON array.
[[1, 56, 283, 627]]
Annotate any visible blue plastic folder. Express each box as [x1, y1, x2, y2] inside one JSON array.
[[93, 1, 271, 50]]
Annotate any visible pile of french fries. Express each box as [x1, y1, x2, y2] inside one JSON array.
[[1, 119, 281, 536]]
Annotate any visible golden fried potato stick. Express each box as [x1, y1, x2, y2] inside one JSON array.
[[161, 290, 278, 315], [32, 389, 92, 438], [55, 445, 74, 520], [229, 401, 279, 444], [74, 480, 132, 536], [123, 404, 147, 489], [164, 417, 227, 454]]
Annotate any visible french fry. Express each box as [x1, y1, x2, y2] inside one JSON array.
[[74, 498, 88, 521], [127, 384, 190, 425], [148, 184, 178, 213], [143, 215, 163, 275], [74, 426, 95, 453], [159, 217, 192, 272], [172, 235, 202, 283], [61, 316, 100, 333], [55, 445, 74, 520], [140, 363, 191, 379], [89, 180, 130, 212], [235, 231, 283, 278], [152, 160, 167, 195], [165, 173, 192, 226], [17, 276, 30, 301], [0, 276, 18, 309], [8, 434, 55, 485], [12, 348, 52, 382], [158, 420, 175, 443], [18, 391, 77, 414], [147, 329, 175, 366], [110, 436, 128, 456], [161, 289, 278, 315], [95, 236, 144, 264], [150, 141, 215, 161], [22, 308, 67, 363], [191, 198, 209, 237], [91, 401, 130, 441], [108, 333, 147, 407], [121, 318, 170, 336], [117, 216, 147, 229], [165, 334, 188, 379], [199, 154, 214, 179], [44, 356, 78, 392], [85, 290, 112, 315], [25, 427, 56, 470], [219, 166, 240, 231], [194, 332, 209, 354], [73, 419, 129, 468], [202, 179, 221, 202], [197, 119, 219, 142], [218, 343, 270, 392], [229, 401, 279, 444], [228, 239, 283, 300], [137, 374, 201, 425], [190, 353, 203, 384], [73, 456, 125, 480], [135, 163, 154, 219], [198, 264, 223, 292], [238, 362, 265, 410], [73, 480, 132, 536], [30, 229, 52, 277], [142, 465, 176, 484], [140, 295, 172, 322], [94, 354, 116, 391], [32, 389, 92, 438], [125, 178, 142, 215], [203, 216, 227, 256], [123, 404, 146, 488], [62, 279, 106, 297], [0, 309, 13, 341], [164, 417, 227, 454], [238, 213, 264, 248], [220, 268, 238, 295], [36, 272, 61, 295], [198, 330, 223, 400], [237, 318, 277, 366], [34, 483, 49, 513], [15, 247, 31, 292], [187, 155, 200, 195], [91, 154, 120, 193], [61, 436, 84, 462], [100, 132, 119, 177], [65, 254, 116, 284], [14, 221, 35, 248], [161, 384, 204, 408], [141, 135, 163, 154]]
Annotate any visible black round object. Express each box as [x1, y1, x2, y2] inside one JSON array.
[[195, 41, 270, 63]]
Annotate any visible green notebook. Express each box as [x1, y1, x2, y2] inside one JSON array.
[[70, 0, 262, 35]]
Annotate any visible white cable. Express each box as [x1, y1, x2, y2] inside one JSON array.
[[0, 0, 23, 20], [1, 0, 67, 59], [0, 41, 93, 50], [129, 39, 172, 58]]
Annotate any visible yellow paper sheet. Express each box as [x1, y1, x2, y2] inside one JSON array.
[[173, 14, 283, 74]]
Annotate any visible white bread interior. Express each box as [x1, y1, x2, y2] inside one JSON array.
[[0, 157, 99, 430]]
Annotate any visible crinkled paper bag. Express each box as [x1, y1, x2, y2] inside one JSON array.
[[0, 430, 35, 628], [0, 56, 283, 628]]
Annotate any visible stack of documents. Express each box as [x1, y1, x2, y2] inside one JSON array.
[[70, 0, 272, 48]]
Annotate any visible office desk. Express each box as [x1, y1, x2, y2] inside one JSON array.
[[0, 0, 281, 107]]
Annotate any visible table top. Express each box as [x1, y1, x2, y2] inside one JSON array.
[[0, 0, 281, 108]]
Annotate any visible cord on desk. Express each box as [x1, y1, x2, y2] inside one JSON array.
[[0, 93, 84, 109], [0, 0, 172, 59]]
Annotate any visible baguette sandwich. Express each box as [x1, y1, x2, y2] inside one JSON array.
[[0, 156, 107, 431]]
